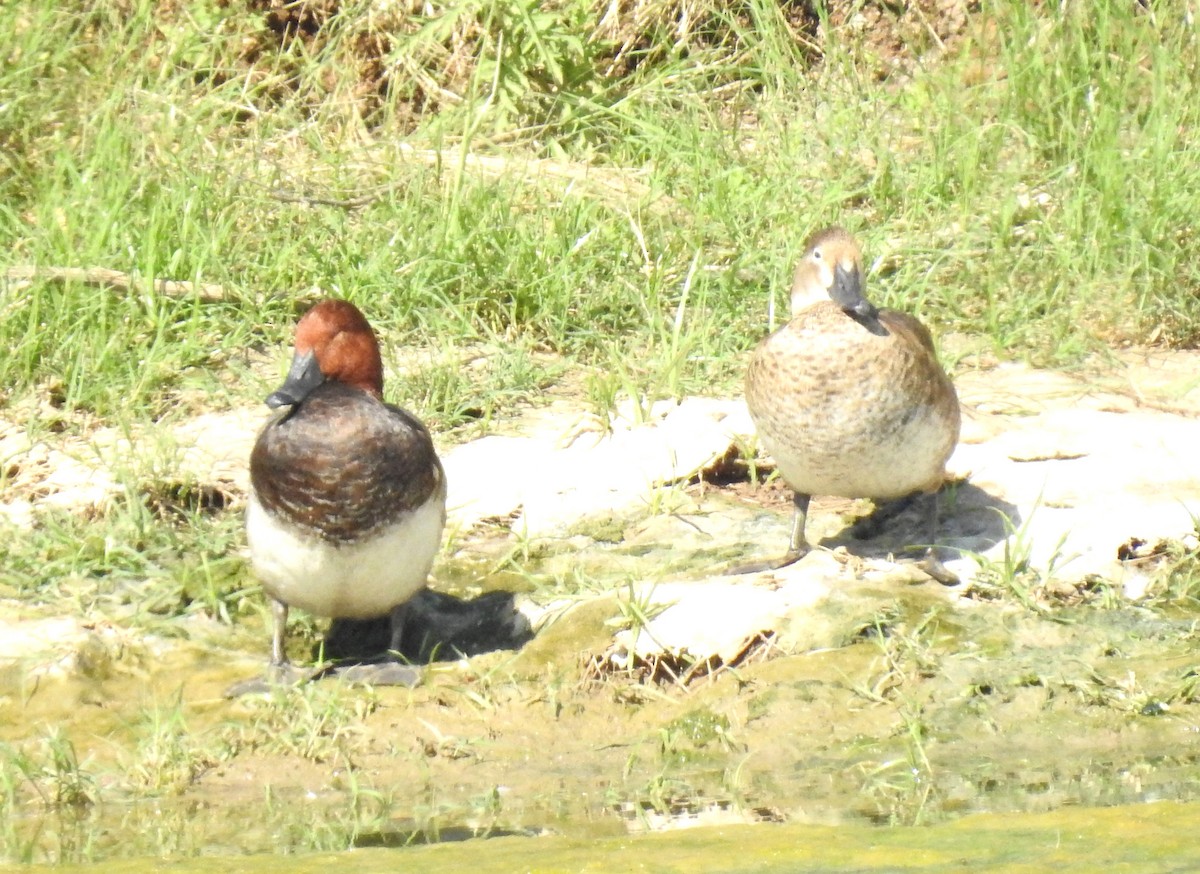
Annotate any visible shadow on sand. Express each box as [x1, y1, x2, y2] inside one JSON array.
[[824, 480, 1021, 564], [225, 588, 532, 696], [322, 587, 534, 666]]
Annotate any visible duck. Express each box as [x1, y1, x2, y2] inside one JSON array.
[[742, 226, 960, 583], [245, 299, 447, 682]]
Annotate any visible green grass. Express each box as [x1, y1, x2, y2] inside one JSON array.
[[0, 497, 250, 626], [4, 1, 1198, 424]]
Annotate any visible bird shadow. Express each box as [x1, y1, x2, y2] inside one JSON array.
[[320, 587, 534, 667], [224, 587, 533, 696], [821, 480, 1020, 564]]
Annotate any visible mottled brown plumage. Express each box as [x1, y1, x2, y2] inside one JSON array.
[[743, 227, 960, 578]]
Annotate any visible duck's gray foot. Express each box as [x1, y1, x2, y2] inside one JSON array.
[[331, 661, 423, 686], [724, 547, 808, 576], [728, 491, 812, 575], [301, 600, 421, 685], [914, 488, 958, 585], [223, 662, 325, 698], [916, 548, 960, 586]]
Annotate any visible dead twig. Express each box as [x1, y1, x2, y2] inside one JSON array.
[[268, 188, 388, 210], [583, 630, 778, 689], [3, 266, 229, 302]]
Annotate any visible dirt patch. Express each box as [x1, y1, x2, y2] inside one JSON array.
[[827, 0, 979, 75]]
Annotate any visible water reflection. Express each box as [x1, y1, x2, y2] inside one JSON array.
[[15, 749, 1200, 864]]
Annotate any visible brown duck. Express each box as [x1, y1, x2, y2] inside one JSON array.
[[743, 227, 960, 582]]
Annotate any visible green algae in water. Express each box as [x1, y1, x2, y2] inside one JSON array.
[[10, 802, 1200, 873], [664, 709, 732, 749]]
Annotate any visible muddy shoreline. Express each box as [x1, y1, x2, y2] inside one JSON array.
[[3, 353, 1200, 863]]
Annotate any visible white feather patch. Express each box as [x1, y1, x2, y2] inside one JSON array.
[[246, 494, 445, 619]]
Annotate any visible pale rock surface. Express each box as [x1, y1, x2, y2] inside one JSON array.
[[443, 396, 754, 536], [604, 353, 1200, 669], [0, 408, 260, 523], [948, 359, 1200, 593], [0, 615, 137, 680]]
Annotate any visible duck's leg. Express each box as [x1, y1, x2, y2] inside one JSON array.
[[225, 599, 308, 695], [851, 491, 959, 586], [785, 491, 812, 562], [917, 489, 959, 586], [333, 602, 422, 687], [386, 601, 409, 658], [343, 603, 421, 685], [266, 598, 317, 683], [270, 598, 290, 668], [727, 491, 811, 575]]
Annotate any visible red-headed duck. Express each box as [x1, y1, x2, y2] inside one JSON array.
[[246, 299, 447, 679], [742, 227, 960, 582]]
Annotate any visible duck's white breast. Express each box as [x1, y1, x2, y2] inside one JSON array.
[[246, 492, 445, 619]]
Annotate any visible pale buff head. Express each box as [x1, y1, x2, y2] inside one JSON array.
[[790, 226, 877, 320]]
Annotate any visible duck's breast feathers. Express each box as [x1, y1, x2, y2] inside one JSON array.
[[778, 302, 944, 367], [751, 301, 959, 423], [250, 382, 445, 543], [781, 301, 929, 346]]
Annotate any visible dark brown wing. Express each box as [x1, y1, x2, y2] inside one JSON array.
[[878, 308, 938, 356], [251, 382, 443, 543]]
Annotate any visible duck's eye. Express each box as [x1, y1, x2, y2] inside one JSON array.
[[812, 248, 823, 261]]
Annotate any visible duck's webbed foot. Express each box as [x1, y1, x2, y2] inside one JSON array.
[[917, 547, 960, 586], [915, 488, 959, 586], [726, 492, 812, 575], [724, 546, 808, 576], [223, 661, 324, 697], [326, 601, 423, 686], [329, 662, 423, 686]]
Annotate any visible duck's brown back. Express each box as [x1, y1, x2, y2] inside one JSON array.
[[746, 301, 959, 500]]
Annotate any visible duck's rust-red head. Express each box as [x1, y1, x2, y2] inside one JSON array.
[[267, 300, 383, 408]]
